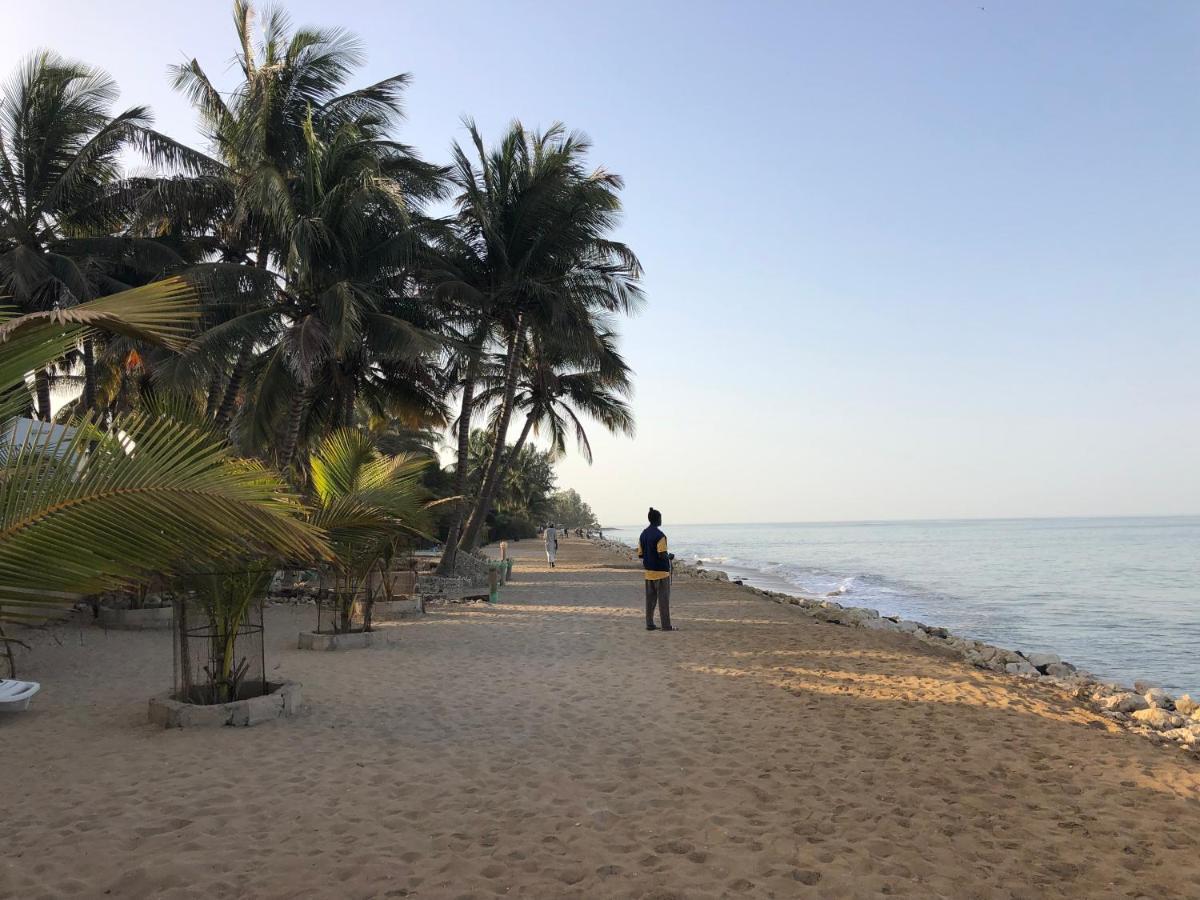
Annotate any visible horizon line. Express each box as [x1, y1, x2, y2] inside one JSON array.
[[598, 512, 1200, 528]]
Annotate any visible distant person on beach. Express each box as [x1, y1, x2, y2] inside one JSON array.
[[638, 507, 676, 631], [544, 523, 558, 568]]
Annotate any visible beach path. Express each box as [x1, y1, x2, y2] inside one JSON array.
[[2, 538, 1199, 899]]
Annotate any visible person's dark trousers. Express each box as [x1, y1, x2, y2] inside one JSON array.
[[644, 577, 672, 628]]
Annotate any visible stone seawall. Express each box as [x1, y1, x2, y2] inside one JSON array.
[[590, 537, 1200, 756]]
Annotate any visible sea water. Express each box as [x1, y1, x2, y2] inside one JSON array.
[[613, 517, 1200, 695]]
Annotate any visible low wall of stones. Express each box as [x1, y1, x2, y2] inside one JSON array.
[[416, 574, 474, 595], [449, 551, 492, 585], [588, 537, 1200, 756]]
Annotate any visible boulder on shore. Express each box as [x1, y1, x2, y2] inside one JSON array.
[[1099, 692, 1150, 714], [1043, 662, 1077, 678], [1174, 694, 1198, 717], [1130, 708, 1184, 730], [1161, 724, 1200, 744], [1143, 688, 1174, 710], [1024, 652, 1061, 670]]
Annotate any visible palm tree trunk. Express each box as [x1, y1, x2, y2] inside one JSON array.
[[492, 414, 535, 500], [460, 321, 526, 550], [437, 327, 489, 574], [214, 241, 271, 430], [341, 382, 355, 428], [204, 368, 223, 417], [34, 369, 53, 422], [82, 339, 96, 413], [278, 385, 310, 470], [436, 353, 481, 576], [213, 338, 252, 429]]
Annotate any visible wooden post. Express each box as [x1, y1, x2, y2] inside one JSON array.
[[488, 566, 499, 603]]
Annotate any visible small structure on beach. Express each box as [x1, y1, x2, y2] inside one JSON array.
[[149, 568, 300, 727]]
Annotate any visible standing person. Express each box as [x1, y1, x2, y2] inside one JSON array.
[[544, 523, 559, 568], [638, 507, 676, 631]]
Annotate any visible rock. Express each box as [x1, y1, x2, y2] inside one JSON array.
[[1098, 692, 1150, 713], [1134, 679, 1160, 693], [895, 620, 922, 634], [1005, 660, 1039, 676], [839, 608, 874, 626], [860, 618, 900, 632], [1174, 694, 1198, 717], [1130, 708, 1184, 730], [1044, 662, 1078, 678], [1161, 724, 1200, 744], [1024, 652, 1061, 670], [1143, 688, 1174, 709]]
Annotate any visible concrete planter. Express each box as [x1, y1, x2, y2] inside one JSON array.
[[148, 681, 301, 728], [371, 597, 424, 619], [297, 629, 401, 651], [98, 605, 174, 630]]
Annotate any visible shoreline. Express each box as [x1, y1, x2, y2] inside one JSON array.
[[591, 536, 1200, 755]]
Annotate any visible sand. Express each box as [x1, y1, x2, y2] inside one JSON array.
[[2, 537, 1199, 899]]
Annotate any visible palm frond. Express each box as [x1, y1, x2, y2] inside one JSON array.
[[0, 410, 330, 622]]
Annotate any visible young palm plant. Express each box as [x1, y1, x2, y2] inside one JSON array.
[[0, 278, 331, 673], [305, 428, 435, 634]]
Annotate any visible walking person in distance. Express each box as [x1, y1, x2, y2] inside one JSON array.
[[638, 507, 676, 631], [544, 523, 559, 568]]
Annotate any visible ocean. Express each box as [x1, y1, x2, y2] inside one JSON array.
[[612, 516, 1200, 695]]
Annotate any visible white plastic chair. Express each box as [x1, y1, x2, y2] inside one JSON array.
[[0, 679, 40, 711]]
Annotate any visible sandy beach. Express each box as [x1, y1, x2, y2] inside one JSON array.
[[3, 537, 1200, 899]]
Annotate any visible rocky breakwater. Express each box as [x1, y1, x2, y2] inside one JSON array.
[[652, 553, 1200, 757]]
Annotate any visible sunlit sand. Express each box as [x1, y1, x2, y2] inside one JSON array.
[[3, 538, 1199, 897]]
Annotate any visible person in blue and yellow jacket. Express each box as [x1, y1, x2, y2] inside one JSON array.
[[637, 507, 677, 631]]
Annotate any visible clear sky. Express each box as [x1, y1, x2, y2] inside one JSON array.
[[7, 1, 1199, 525]]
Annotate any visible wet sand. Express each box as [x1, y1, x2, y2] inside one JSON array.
[[2, 538, 1199, 899]]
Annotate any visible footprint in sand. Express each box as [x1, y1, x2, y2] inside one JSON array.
[[792, 868, 822, 885]]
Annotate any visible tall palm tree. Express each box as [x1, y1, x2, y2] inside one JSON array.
[[448, 121, 643, 551], [169, 1, 445, 449], [476, 327, 635, 500], [236, 115, 445, 468], [0, 51, 207, 420]]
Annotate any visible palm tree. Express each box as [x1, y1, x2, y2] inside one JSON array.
[[448, 120, 643, 551], [0, 51, 207, 420], [236, 115, 445, 469], [476, 327, 635, 502], [169, 0, 444, 431], [0, 278, 331, 672]]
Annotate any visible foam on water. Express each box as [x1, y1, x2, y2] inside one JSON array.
[[614, 517, 1200, 694]]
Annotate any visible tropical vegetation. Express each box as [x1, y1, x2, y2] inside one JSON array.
[[0, 1, 636, 678]]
